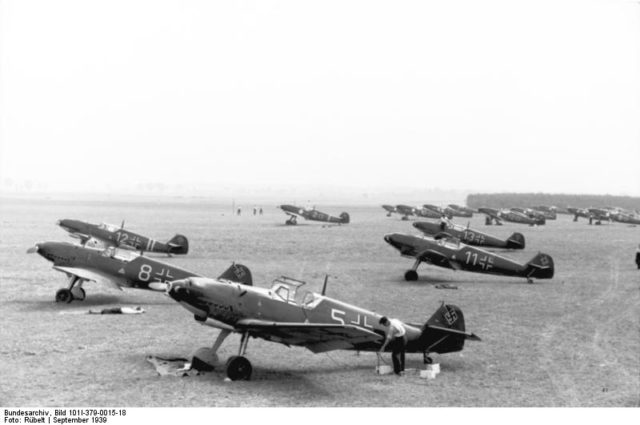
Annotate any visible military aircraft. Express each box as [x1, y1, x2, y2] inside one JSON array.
[[567, 207, 591, 222], [422, 204, 452, 219], [587, 208, 612, 225], [57, 219, 189, 255], [478, 208, 545, 226], [27, 241, 251, 303], [611, 210, 640, 225], [382, 205, 397, 217], [530, 206, 558, 220], [165, 273, 480, 380], [445, 205, 474, 218], [278, 205, 350, 225], [511, 207, 551, 222], [384, 233, 553, 283], [394, 204, 417, 220], [413, 221, 525, 249]]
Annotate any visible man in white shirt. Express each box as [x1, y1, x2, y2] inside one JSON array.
[[379, 316, 407, 375]]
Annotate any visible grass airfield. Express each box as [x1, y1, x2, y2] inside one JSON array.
[[0, 198, 638, 407]]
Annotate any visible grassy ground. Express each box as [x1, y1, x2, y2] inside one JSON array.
[[0, 198, 638, 406]]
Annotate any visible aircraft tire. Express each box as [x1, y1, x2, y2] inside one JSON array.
[[55, 289, 73, 303], [226, 355, 252, 381], [404, 270, 418, 281]]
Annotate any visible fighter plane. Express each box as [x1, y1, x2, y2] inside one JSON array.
[[413, 221, 525, 249], [445, 205, 474, 218], [511, 208, 550, 222], [478, 208, 545, 226], [382, 205, 397, 217], [57, 219, 189, 255], [611, 211, 640, 225], [384, 233, 553, 283], [530, 206, 558, 220], [278, 205, 350, 225], [567, 207, 591, 222], [422, 204, 452, 219], [27, 241, 251, 303], [165, 273, 480, 380], [587, 208, 612, 225]]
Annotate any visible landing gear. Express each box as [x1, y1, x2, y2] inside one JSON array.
[[404, 270, 418, 281], [71, 287, 86, 301], [526, 278, 534, 284], [285, 216, 298, 225], [404, 260, 420, 281], [226, 356, 252, 381], [55, 289, 73, 303], [423, 353, 433, 364], [226, 332, 252, 381], [56, 276, 84, 303], [191, 329, 230, 371]]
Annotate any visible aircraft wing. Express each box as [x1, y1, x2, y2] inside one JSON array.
[[235, 319, 383, 353], [417, 249, 462, 270], [53, 266, 125, 291]]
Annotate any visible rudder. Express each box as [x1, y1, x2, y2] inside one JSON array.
[[418, 303, 477, 354], [218, 263, 253, 286], [506, 232, 525, 249], [525, 252, 554, 279], [167, 234, 189, 255]]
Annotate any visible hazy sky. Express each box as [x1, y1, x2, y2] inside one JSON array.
[[1, 0, 639, 197]]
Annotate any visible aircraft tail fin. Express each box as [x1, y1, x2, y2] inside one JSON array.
[[217, 263, 253, 286], [524, 252, 554, 279], [167, 234, 189, 254], [339, 212, 350, 224], [506, 232, 525, 249], [419, 303, 480, 354]]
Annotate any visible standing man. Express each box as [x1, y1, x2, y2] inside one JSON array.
[[635, 244, 640, 269], [378, 316, 407, 376]]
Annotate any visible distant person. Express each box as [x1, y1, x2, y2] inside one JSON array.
[[378, 316, 406, 376], [485, 216, 492, 226], [259, 207, 263, 215], [439, 214, 450, 230], [636, 244, 640, 270], [253, 206, 257, 216], [588, 214, 593, 225], [237, 207, 242, 216]]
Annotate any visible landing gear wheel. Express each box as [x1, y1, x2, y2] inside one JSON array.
[[55, 289, 73, 303], [423, 354, 433, 364], [526, 278, 534, 284], [226, 355, 252, 381], [404, 270, 418, 281], [71, 287, 86, 301]]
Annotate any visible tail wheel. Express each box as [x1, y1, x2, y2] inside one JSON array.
[[55, 289, 73, 303], [404, 270, 418, 281], [226, 356, 252, 381]]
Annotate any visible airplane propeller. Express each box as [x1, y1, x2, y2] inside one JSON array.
[[27, 244, 39, 254]]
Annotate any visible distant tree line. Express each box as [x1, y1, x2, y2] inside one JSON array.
[[466, 193, 640, 211]]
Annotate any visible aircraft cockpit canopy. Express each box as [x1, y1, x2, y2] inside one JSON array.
[[99, 223, 119, 232], [270, 276, 320, 308]]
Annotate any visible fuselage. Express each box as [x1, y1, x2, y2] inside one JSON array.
[[33, 241, 198, 290], [413, 221, 513, 248], [58, 219, 173, 253], [384, 233, 530, 277], [168, 277, 432, 353]]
